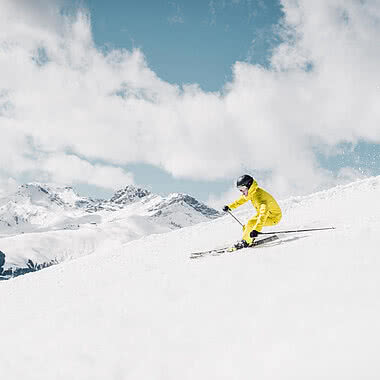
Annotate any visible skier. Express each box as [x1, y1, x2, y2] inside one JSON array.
[[223, 174, 282, 250]]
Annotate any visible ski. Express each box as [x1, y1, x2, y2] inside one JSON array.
[[190, 235, 279, 259]]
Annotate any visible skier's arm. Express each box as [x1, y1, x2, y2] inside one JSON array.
[[228, 196, 248, 210]]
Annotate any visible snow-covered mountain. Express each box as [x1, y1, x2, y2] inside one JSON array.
[[0, 183, 111, 234], [0, 176, 379, 379], [0, 183, 220, 232], [0, 183, 220, 277]]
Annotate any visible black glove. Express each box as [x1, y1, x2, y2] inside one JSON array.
[[222, 205, 231, 212], [250, 230, 259, 238]]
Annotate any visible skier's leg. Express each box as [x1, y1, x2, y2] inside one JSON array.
[[243, 213, 281, 244], [243, 216, 263, 244], [263, 213, 281, 227]]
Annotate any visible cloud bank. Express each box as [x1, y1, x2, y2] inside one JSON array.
[[0, 0, 379, 197]]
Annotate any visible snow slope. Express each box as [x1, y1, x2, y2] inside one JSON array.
[[0, 176, 380, 380]]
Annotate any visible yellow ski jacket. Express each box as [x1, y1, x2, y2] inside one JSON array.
[[228, 180, 282, 231]]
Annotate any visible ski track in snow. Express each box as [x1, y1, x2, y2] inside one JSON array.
[[0, 176, 380, 379]]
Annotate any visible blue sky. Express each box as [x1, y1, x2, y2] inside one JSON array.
[[81, 0, 380, 201], [65, 0, 286, 200], [78, 0, 380, 200], [83, 0, 282, 92], [1, 0, 379, 205]]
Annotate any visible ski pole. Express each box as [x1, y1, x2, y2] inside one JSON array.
[[227, 210, 335, 234], [227, 210, 244, 227], [257, 227, 335, 235]]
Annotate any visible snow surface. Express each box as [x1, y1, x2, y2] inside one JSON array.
[[1, 176, 380, 379]]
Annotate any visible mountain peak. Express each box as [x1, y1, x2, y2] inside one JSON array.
[[161, 192, 220, 219], [15, 183, 88, 209], [109, 185, 151, 206], [144, 192, 221, 224]]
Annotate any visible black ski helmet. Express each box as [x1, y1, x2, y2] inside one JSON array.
[[236, 174, 254, 189]]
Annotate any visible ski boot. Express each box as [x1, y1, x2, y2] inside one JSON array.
[[227, 239, 250, 252]]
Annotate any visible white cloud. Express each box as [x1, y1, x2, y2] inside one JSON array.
[[207, 185, 237, 210], [0, 177, 18, 198], [0, 0, 379, 197], [168, 2, 184, 24], [336, 166, 370, 183], [39, 153, 134, 190]]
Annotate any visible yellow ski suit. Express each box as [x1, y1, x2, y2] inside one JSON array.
[[228, 180, 282, 244]]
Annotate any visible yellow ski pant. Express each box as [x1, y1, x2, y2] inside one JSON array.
[[243, 213, 282, 244]]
